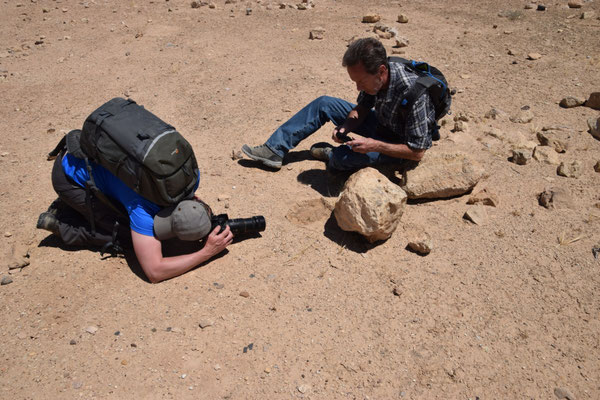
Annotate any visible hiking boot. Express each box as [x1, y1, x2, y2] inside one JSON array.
[[310, 142, 334, 162], [47, 198, 66, 216], [241, 144, 283, 169], [36, 212, 60, 235]]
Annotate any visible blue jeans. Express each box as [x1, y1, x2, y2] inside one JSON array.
[[265, 96, 400, 171]]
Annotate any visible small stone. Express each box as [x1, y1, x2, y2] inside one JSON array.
[[594, 161, 600, 172], [394, 37, 409, 48], [264, 367, 271, 373], [231, 149, 243, 160], [121, 359, 128, 365], [85, 326, 98, 335], [297, 384, 311, 394], [362, 14, 381, 23], [181, 373, 187, 379], [217, 194, 230, 202], [1, 276, 13, 285], [213, 282, 224, 289], [463, 206, 487, 225], [199, 320, 214, 329], [213, 364, 221, 370], [239, 291, 250, 298], [554, 387, 576, 400], [69, 339, 77, 345], [588, 117, 600, 139], [580, 11, 595, 19], [533, 146, 560, 165], [536, 5, 546, 11], [510, 108, 534, 124], [467, 189, 499, 207], [557, 161, 583, 178], [559, 96, 584, 108], [4, 232, 12, 237], [527, 53, 542, 60], [397, 14, 408, 23], [191, 1, 200, 8], [568, 0, 583, 8], [511, 149, 531, 165], [72, 382, 82, 389], [453, 120, 468, 132], [309, 27, 325, 40]]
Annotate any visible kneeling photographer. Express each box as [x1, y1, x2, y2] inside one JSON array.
[[37, 98, 265, 283]]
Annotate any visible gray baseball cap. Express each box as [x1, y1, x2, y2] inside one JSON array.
[[153, 200, 212, 241]]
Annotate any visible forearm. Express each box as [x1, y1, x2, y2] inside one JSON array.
[[132, 231, 216, 283], [365, 140, 426, 161], [341, 104, 369, 131]]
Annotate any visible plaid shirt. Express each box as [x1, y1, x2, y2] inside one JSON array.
[[357, 60, 436, 150]]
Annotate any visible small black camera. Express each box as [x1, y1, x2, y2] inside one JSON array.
[[211, 214, 266, 235]]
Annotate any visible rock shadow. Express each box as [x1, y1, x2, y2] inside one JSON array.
[[322, 213, 387, 253], [296, 168, 351, 198]]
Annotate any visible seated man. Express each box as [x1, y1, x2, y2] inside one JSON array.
[[242, 37, 437, 171], [37, 149, 233, 283]]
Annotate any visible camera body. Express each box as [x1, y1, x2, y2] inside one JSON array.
[[211, 214, 266, 235]]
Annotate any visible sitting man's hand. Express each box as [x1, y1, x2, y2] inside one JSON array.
[[203, 225, 233, 257], [332, 126, 352, 144], [346, 137, 380, 154]]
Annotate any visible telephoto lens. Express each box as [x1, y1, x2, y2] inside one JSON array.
[[226, 216, 266, 235]]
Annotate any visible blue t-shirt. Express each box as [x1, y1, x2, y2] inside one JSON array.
[[61, 153, 199, 237]]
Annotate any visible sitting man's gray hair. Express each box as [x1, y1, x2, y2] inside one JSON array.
[[342, 37, 388, 75]]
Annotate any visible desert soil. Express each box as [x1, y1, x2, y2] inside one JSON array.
[[1, 0, 599, 399]]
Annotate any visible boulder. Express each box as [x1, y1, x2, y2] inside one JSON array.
[[334, 168, 407, 242], [400, 152, 485, 199]]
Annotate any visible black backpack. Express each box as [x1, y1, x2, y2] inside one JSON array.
[[68, 98, 199, 207], [389, 57, 452, 128]]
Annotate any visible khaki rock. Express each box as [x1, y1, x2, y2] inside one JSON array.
[[334, 168, 407, 243], [463, 206, 487, 225], [467, 188, 499, 207], [585, 92, 600, 110], [557, 160, 583, 178], [362, 14, 381, 23], [453, 120, 468, 132], [559, 96, 585, 108], [588, 117, 600, 139], [375, 29, 393, 39], [510, 108, 534, 124], [581, 11, 595, 19], [394, 37, 409, 48], [511, 148, 531, 165], [405, 226, 432, 255], [533, 146, 560, 165], [527, 53, 542, 60], [397, 14, 408, 23], [309, 27, 325, 40], [568, 0, 583, 8], [484, 108, 507, 120], [538, 188, 575, 210], [400, 152, 485, 200], [536, 130, 568, 153]]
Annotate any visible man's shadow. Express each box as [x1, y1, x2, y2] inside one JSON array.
[[38, 233, 261, 282]]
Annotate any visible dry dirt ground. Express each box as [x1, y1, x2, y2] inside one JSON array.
[[1, 0, 600, 399]]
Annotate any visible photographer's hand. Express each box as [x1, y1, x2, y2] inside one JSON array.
[[204, 225, 233, 257]]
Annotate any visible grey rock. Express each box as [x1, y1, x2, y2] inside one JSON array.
[[1, 276, 13, 285], [554, 387, 576, 400]]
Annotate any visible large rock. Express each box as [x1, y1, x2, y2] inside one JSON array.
[[536, 130, 569, 153], [539, 187, 575, 209], [400, 152, 485, 199], [334, 168, 407, 242], [557, 160, 583, 178], [533, 146, 560, 165]]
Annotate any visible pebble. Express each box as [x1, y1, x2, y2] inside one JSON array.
[[397, 14, 408, 23], [554, 387, 576, 400], [180, 373, 187, 379], [4, 232, 12, 237], [214, 364, 221, 370], [85, 326, 98, 334], [463, 206, 487, 225], [527, 53, 542, 60], [121, 359, 128, 365], [1, 276, 13, 285], [297, 384, 310, 394], [568, 0, 583, 8], [362, 14, 381, 23], [199, 320, 214, 329], [72, 382, 82, 389], [239, 291, 249, 298], [213, 282, 224, 289], [69, 339, 77, 345]]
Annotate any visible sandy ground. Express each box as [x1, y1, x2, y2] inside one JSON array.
[[1, 0, 599, 398]]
